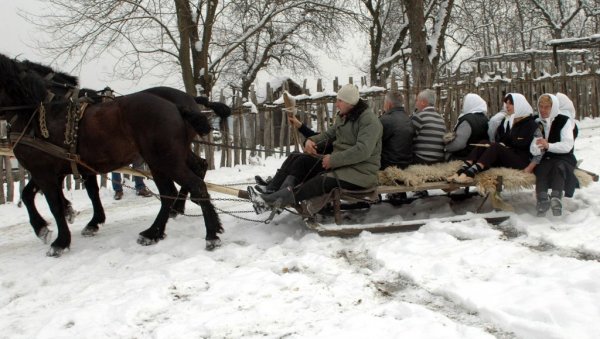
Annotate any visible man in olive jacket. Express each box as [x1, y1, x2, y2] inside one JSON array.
[[247, 84, 383, 213]]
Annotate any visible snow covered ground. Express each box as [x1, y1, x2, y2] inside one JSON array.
[[1, 119, 600, 339]]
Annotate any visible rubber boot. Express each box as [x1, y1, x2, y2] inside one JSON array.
[[247, 186, 269, 214], [536, 192, 550, 217], [261, 186, 296, 209], [256, 170, 284, 194], [261, 175, 297, 208], [550, 190, 563, 216]]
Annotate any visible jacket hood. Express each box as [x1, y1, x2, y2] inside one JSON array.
[[556, 92, 576, 119], [461, 93, 487, 117]]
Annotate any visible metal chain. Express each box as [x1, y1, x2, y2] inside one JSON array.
[[111, 176, 272, 223], [38, 104, 49, 138]]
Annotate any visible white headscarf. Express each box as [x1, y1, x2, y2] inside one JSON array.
[[537, 93, 560, 138], [505, 93, 533, 129], [555, 92, 576, 119], [461, 93, 487, 117]]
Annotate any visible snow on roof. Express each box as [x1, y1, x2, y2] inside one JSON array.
[[471, 49, 590, 62], [270, 86, 386, 105], [547, 34, 600, 48]]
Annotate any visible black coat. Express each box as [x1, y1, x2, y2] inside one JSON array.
[[379, 107, 414, 169]]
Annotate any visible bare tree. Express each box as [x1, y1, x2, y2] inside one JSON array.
[[25, 0, 347, 97], [529, 0, 584, 39], [354, 0, 408, 86], [402, 0, 454, 92]]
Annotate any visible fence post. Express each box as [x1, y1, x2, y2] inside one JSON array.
[[4, 156, 14, 202], [0, 156, 6, 204]]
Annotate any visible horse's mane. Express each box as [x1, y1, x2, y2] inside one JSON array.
[[0, 54, 52, 105], [20, 60, 79, 87]]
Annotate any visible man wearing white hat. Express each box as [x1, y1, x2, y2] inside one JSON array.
[[248, 84, 383, 213]]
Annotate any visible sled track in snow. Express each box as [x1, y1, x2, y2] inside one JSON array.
[[335, 248, 518, 338], [487, 221, 600, 262]]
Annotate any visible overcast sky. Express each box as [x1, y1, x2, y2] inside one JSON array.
[[0, 0, 367, 95]]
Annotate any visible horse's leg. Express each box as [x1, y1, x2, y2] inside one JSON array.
[[137, 174, 178, 245], [21, 180, 52, 244], [172, 166, 223, 250], [186, 155, 223, 249], [171, 152, 207, 217], [81, 175, 106, 237], [191, 178, 223, 250], [170, 187, 188, 218], [58, 179, 79, 225], [171, 153, 208, 217], [35, 176, 72, 257]]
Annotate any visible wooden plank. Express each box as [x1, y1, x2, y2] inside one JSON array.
[[376, 181, 477, 194], [307, 215, 511, 237]]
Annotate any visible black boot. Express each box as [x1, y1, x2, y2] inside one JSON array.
[[536, 192, 550, 217], [262, 175, 297, 208], [256, 170, 284, 194], [255, 175, 271, 186], [247, 186, 269, 214], [261, 186, 296, 209], [550, 190, 563, 216]]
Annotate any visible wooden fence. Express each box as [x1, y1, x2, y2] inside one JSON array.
[[2, 67, 599, 204]]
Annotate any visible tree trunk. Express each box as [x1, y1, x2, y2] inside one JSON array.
[[197, 0, 219, 96], [174, 0, 197, 95], [403, 0, 433, 95]]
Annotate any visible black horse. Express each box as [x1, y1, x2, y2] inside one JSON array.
[[0, 53, 227, 256]]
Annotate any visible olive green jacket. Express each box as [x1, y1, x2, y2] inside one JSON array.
[[309, 99, 383, 188]]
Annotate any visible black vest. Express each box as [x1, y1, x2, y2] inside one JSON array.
[[452, 112, 489, 158], [496, 115, 538, 156], [542, 114, 577, 166]]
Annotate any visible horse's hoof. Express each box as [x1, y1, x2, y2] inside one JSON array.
[[66, 206, 80, 224], [205, 238, 222, 251], [81, 226, 99, 237], [37, 227, 52, 244], [46, 246, 68, 257], [137, 235, 158, 246]]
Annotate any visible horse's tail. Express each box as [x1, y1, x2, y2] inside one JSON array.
[[179, 106, 212, 136], [195, 96, 231, 131]]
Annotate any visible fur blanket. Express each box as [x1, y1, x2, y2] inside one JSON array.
[[379, 161, 595, 210]]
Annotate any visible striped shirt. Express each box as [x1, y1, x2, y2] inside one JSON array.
[[411, 107, 447, 163]]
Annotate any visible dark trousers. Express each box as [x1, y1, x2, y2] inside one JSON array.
[[294, 174, 363, 202], [467, 141, 529, 169], [412, 155, 441, 165], [535, 158, 572, 197], [270, 152, 324, 189]]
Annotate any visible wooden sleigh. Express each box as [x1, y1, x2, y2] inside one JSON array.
[[290, 163, 598, 236]]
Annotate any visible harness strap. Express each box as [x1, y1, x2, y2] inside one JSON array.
[[9, 132, 99, 176]]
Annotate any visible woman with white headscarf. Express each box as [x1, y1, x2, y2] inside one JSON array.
[[531, 93, 578, 217], [444, 93, 489, 160], [448, 93, 540, 184]]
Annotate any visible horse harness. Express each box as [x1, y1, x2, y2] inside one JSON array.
[[6, 85, 114, 180]]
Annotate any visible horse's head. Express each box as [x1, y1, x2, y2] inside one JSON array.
[[19, 59, 79, 99], [0, 54, 51, 115]]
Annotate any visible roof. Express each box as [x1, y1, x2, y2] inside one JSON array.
[[547, 34, 600, 49], [471, 49, 590, 63]]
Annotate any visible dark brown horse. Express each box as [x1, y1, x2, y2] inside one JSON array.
[[14, 61, 230, 245], [0, 54, 225, 256]]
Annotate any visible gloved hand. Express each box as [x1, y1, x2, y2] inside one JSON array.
[[443, 132, 456, 144]]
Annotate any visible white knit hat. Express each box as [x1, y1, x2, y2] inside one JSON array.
[[336, 84, 360, 105]]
